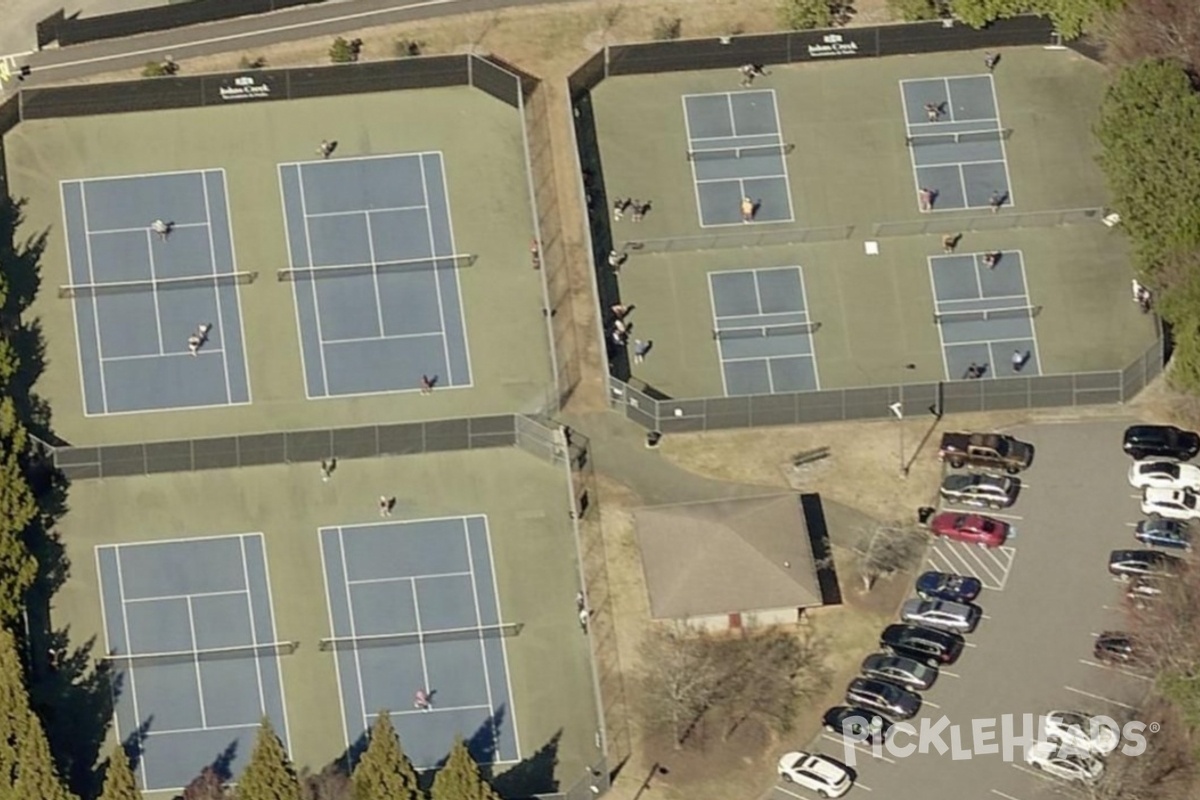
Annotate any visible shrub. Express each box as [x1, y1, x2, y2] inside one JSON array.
[[651, 17, 682, 40], [329, 36, 357, 63], [141, 61, 169, 77], [886, 0, 946, 20], [778, 0, 835, 30], [238, 55, 267, 69], [394, 38, 424, 57]]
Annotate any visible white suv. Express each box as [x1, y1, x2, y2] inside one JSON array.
[[1025, 740, 1105, 785], [1141, 487, 1200, 520], [1042, 711, 1119, 755], [777, 751, 853, 798]]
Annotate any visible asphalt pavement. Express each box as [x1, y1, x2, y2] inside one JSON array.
[[769, 417, 1157, 800]]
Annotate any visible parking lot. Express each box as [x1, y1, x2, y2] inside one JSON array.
[[767, 418, 1155, 800]]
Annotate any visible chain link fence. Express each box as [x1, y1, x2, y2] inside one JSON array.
[[871, 207, 1105, 237], [608, 336, 1165, 433]]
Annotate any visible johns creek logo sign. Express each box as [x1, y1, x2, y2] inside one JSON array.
[[219, 75, 272, 102], [806, 33, 860, 58]]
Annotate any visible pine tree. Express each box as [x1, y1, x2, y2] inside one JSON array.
[[0, 626, 33, 786], [0, 416, 38, 625], [12, 711, 75, 800], [351, 712, 422, 800], [235, 720, 302, 800], [98, 745, 139, 800], [429, 738, 500, 800]]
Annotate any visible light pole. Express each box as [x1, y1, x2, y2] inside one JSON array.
[[889, 401, 906, 478]]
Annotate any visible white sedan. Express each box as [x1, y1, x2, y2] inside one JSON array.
[[1025, 740, 1105, 784], [1141, 487, 1200, 521], [1129, 460, 1200, 490], [777, 751, 853, 798], [1042, 711, 1119, 755]]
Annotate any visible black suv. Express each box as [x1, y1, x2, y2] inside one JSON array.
[[1108, 549, 1184, 582], [880, 624, 964, 667], [1123, 425, 1200, 461]]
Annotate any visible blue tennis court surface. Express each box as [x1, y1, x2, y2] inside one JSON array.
[[96, 534, 289, 792], [929, 250, 1041, 380], [900, 76, 1012, 212], [60, 170, 252, 416], [683, 91, 795, 227], [709, 267, 819, 396], [278, 153, 472, 399], [319, 516, 518, 768]]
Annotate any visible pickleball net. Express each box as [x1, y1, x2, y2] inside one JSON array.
[[906, 128, 1012, 147], [687, 143, 794, 161], [933, 305, 1041, 324], [713, 321, 820, 340], [58, 270, 258, 299], [319, 622, 522, 652], [277, 254, 477, 282], [103, 640, 298, 668]]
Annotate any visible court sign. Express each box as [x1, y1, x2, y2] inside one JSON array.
[[219, 74, 272, 102], [807, 33, 862, 59]]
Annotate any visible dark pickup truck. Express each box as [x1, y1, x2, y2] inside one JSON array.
[[938, 432, 1034, 474]]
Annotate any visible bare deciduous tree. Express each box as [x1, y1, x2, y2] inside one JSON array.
[[1074, 698, 1196, 800], [855, 522, 928, 591], [637, 623, 727, 749], [1097, 0, 1200, 75]]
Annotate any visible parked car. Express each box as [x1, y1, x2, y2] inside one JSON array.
[[1141, 487, 1200, 521], [915, 571, 982, 603], [1128, 459, 1200, 491], [1108, 549, 1184, 582], [1093, 632, 1141, 665], [860, 653, 938, 691], [1042, 711, 1120, 755], [880, 624, 964, 667], [1024, 740, 1105, 785], [939, 474, 1019, 509], [822, 706, 894, 745], [845, 677, 922, 720], [1134, 518, 1193, 551], [1123, 424, 1200, 461], [776, 751, 853, 797], [938, 432, 1034, 473], [900, 598, 981, 633], [929, 512, 1010, 547]]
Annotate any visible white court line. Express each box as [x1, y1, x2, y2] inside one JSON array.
[[417, 155, 454, 384], [337, 528, 373, 741], [681, 95, 709, 227], [216, 169, 255, 406], [251, 533, 292, 754], [278, 165, 318, 401], [1063, 686, 1139, 711], [764, 90, 798, 224], [101, 347, 227, 364], [922, 157, 1008, 168], [111, 550, 147, 789], [185, 597, 208, 728], [481, 516, 522, 757], [124, 588, 247, 604], [295, 165, 332, 397], [926, 257, 953, 380], [819, 734, 897, 763], [431, 152, 474, 388], [77, 183, 111, 414], [238, 536, 269, 727], [955, 163, 970, 213], [200, 171, 235, 405], [796, 266, 820, 389], [324, 332, 441, 346], [61, 182, 95, 420], [463, 519, 499, 753], [317, 530, 353, 757], [306, 203, 428, 219], [410, 578, 433, 702], [279, 151, 439, 170], [750, 271, 775, 394], [1013, 251, 1043, 380], [942, 334, 1036, 348], [390, 703, 493, 717], [361, 211, 387, 338], [347, 570, 472, 586], [694, 172, 789, 185], [706, 271, 732, 397], [938, 293, 1029, 307], [774, 786, 806, 799], [144, 721, 259, 737], [989, 74, 1017, 209]]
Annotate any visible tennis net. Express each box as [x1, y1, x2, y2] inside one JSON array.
[[713, 322, 820, 340], [319, 623, 522, 652], [277, 254, 477, 282], [687, 143, 794, 161], [933, 305, 1041, 324], [906, 128, 1012, 147], [58, 270, 257, 299], [103, 640, 298, 668]]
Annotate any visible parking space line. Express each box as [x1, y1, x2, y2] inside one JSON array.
[[991, 790, 1027, 800], [819, 734, 897, 764], [963, 641, 978, 648], [935, 543, 1002, 587], [940, 669, 960, 678], [854, 783, 872, 792], [922, 700, 941, 709], [981, 614, 992, 620], [1078, 659, 1153, 682], [1063, 685, 1139, 711]]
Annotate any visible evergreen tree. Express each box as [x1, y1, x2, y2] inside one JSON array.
[[429, 738, 500, 800], [12, 711, 75, 800], [351, 712, 422, 800], [0, 417, 38, 625], [0, 626, 33, 786], [235, 720, 302, 800], [98, 745, 139, 800]]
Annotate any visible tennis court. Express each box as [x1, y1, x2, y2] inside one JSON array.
[[319, 515, 518, 769], [929, 250, 1041, 380], [278, 153, 472, 399], [709, 266, 819, 396], [96, 534, 289, 792], [60, 170, 252, 416], [683, 90, 795, 227], [900, 75, 1013, 212]]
